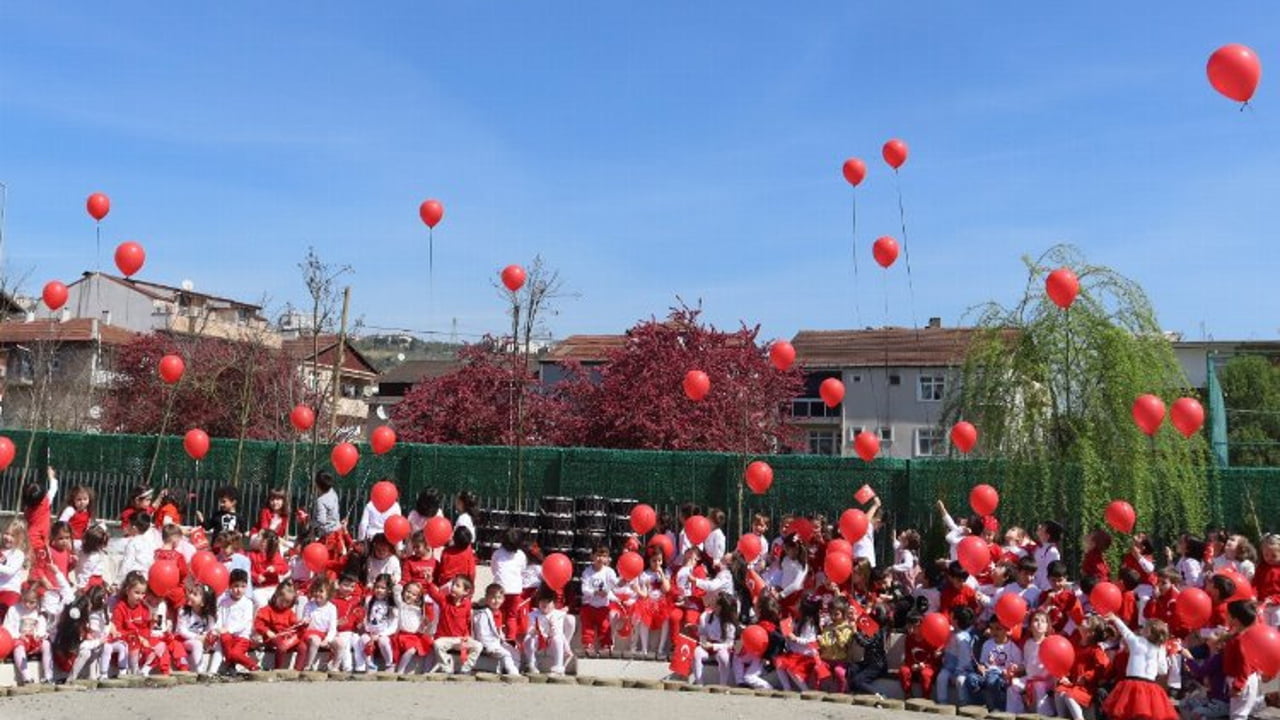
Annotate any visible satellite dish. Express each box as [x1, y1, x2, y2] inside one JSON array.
[[180, 279, 195, 291], [376, 406, 388, 420], [88, 406, 102, 420], [396, 353, 406, 362]]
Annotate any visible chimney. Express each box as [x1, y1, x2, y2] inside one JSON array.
[[60, 308, 71, 323], [927, 317, 942, 329], [101, 310, 112, 326]]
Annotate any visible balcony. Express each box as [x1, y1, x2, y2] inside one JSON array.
[[791, 398, 841, 420]]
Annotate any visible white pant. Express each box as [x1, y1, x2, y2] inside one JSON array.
[[12, 639, 52, 684], [693, 645, 731, 685], [1056, 693, 1086, 720], [481, 642, 521, 675], [332, 631, 358, 672], [1229, 674, 1262, 720], [523, 634, 567, 674], [355, 634, 394, 671], [433, 636, 483, 673], [733, 653, 771, 689], [1008, 677, 1055, 715]]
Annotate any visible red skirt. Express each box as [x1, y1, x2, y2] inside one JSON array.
[[635, 596, 673, 631], [393, 632, 429, 658], [1102, 678, 1176, 720], [1057, 681, 1095, 707], [774, 652, 832, 683]]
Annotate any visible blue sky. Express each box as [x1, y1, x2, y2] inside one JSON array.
[[2, 3, 1278, 344]]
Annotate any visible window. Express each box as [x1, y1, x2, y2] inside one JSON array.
[[878, 426, 894, 445], [918, 374, 946, 402], [791, 370, 842, 418], [915, 427, 948, 457], [806, 430, 838, 456], [889, 374, 901, 385]]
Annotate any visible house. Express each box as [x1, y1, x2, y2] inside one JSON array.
[[537, 334, 626, 385], [364, 358, 463, 433], [790, 319, 979, 459], [0, 318, 137, 431], [282, 335, 380, 438]]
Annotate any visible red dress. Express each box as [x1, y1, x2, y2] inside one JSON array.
[[1081, 549, 1111, 581], [64, 509, 90, 540], [1058, 644, 1110, 707], [249, 551, 288, 589], [256, 509, 287, 536], [1143, 589, 1188, 638], [24, 495, 52, 554], [112, 601, 152, 652], [1102, 678, 1176, 720], [433, 547, 476, 586]]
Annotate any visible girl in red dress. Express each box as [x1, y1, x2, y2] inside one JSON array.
[[1054, 616, 1113, 720], [109, 574, 152, 676], [57, 485, 94, 546], [633, 546, 672, 656], [250, 529, 289, 607], [254, 583, 302, 670], [774, 596, 830, 691], [256, 489, 289, 537], [1101, 615, 1176, 720]]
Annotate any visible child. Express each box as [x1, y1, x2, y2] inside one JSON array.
[[254, 583, 301, 670], [107, 573, 151, 676], [849, 605, 890, 695], [968, 619, 1024, 711], [818, 598, 857, 692], [1039, 560, 1081, 634], [203, 486, 240, 534], [358, 486, 401, 541], [176, 584, 219, 673], [330, 572, 366, 673], [402, 532, 437, 589], [120, 486, 153, 527], [1146, 568, 1191, 639], [391, 581, 434, 674], [1170, 534, 1207, 588], [453, 491, 478, 539], [489, 529, 527, 643], [137, 588, 173, 676], [900, 611, 942, 699], [892, 529, 922, 591], [777, 538, 808, 617], [364, 533, 402, 587], [297, 580, 339, 671], [1214, 536, 1258, 581], [216, 569, 261, 673], [937, 606, 978, 705], [3, 586, 52, 684], [1182, 630, 1230, 720], [633, 546, 673, 656], [941, 561, 982, 615], [357, 574, 397, 672], [407, 488, 441, 534], [425, 575, 482, 674], [1102, 614, 1176, 720], [118, 513, 159, 578], [76, 525, 109, 591], [692, 592, 737, 686], [704, 508, 727, 567], [151, 488, 184, 528], [579, 545, 619, 657], [1033, 521, 1063, 592], [1054, 616, 1113, 720], [1008, 610, 1054, 714], [0, 519, 30, 622], [433, 526, 476, 587], [473, 583, 521, 676], [1257, 534, 1280, 627], [57, 484, 94, 544], [153, 524, 190, 609], [523, 587, 571, 676], [250, 528, 289, 607], [734, 594, 782, 690], [217, 531, 252, 591], [1081, 528, 1112, 581], [22, 467, 58, 555], [775, 596, 827, 692], [61, 584, 109, 681], [1223, 600, 1264, 720], [311, 472, 343, 539], [256, 488, 289, 537]]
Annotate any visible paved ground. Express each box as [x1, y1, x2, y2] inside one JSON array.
[[0, 681, 924, 720]]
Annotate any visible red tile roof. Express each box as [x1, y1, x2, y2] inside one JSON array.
[[0, 318, 137, 346], [546, 334, 628, 362], [282, 336, 379, 377], [790, 327, 986, 368]]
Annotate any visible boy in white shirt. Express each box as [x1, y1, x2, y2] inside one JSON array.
[[473, 584, 520, 675], [216, 570, 260, 673], [523, 588, 571, 675], [967, 621, 1024, 711], [579, 546, 619, 657]]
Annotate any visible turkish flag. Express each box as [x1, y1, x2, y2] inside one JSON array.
[[669, 634, 697, 677], [854, 484, 876, 505], [189, 527, 209, 551]]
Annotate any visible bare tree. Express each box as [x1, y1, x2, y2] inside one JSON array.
[[297, 248, 352, 473]]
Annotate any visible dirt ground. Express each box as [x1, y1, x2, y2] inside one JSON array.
[[0, 681, 923, 720]]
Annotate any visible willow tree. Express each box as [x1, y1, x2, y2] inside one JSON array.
[[945, 245, 1209, 548]]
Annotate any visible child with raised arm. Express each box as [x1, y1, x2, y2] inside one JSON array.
[[1102, 613, 1176, 720], [391, 581, 433, 674], [426, 574, 482, 673], [473, 583, 521, 675]]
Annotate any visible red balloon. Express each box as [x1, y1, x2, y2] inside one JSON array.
[[994, 593, 1028, 629], [86, 192, 110, 222], [842, 158, 867, 187], [183, 429, 210, 461], [542, 552, 573, 591], [969, 484, 1000, 516], [685, 515, 712, 546], [839, 509, 869, 543], [419, 199, 444, 228], [1170, 398, 1205, 438], [290, 405, 315, 432], [114, 241, 146, 277], [827, 539, 854, 558], [648, 534, 674, 562], [425, 516, 453, 548], [1176, 587, 1212, 630], [0, 628, 13, 660], [853, 430, 880, 462], [742, 624, 769, 656], [370, 480, 399, 513], [158, 354, 185, 384], [148, 560, 180, 596], [384, 514, 411, 544], [770, 341, 796, 371], [920, 612, 951, 649], [1207, 44, 1262, 103], [370, 426, 396, 455], [190, 550, 217, 579], [501, 265, 526, 292], [1132, 394, 1166, 436], [1046, 268, 1080, 309], [951, 421, 978, 454], [882, 139, 909, 170], [302, 542, 329, 573], [819, 378, 845, 408], [683, 370, 711, 401], [1105, 500, 1136, 534], [331, 442, 359, 476], [1090, 581, 1123, 616], [1218, 570, 1255, 602], [42, 281, 69, 311], [199, 562, 229, 596], [0, 437, 13, 472], [872, 236, 899, 269], [617, 551, 644, 581], [958, 535, 991, 576], [745, 461, 773, 495], [824, 551, 853, 584], [1039, 635, 1076, 678], [630, 504, 656, 535], [1241, 623, 1280, 677], [736, 533, 763, 562]]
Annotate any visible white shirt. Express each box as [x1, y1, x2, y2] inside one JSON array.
[[359, 501, 403, 541], [0, 548, 27, 593], [704, 528, 726, 565], [177, 609, 214, 641], [119, 529, 161, 578], [490, 548, 528, 595], [393, 586, 431, 634], [366, 555, 402, 586], [698, 610, 736, 650], [853, 527, 876, 567], [301, 600, 338, 643], [1022, 637, 1048, 679], [1115, 618, 1167, 680], [778, 557, 807, 599], [216, 593, 256, 637], [527, 606, 569, 640], [1033, 544, 1060, 591], [695, 567, 733, 608], [2, 602, 47, 639], [407, 509, 442, 535], [1177, 557, 1205, 588], [455, 512, 475, 540], [472, 607, 508, 650], [363, 598, 398, 637], [580, 566, 619, 609], [978, 638, 1024, 670]]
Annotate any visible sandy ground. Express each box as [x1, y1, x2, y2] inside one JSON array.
[[0, 681, 922, 720]]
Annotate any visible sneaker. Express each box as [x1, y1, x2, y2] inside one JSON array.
[[524, 666, 540, 676]]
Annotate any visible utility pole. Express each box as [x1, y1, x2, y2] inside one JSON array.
[[330, 286, 351, 437]]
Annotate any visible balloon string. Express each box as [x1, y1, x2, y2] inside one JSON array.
[[881, 269, 890, 427], [851, 193, 863, 329], [428, 227, 435, 321], [894, 171, 919, 333]]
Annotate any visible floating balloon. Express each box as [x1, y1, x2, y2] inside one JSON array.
[[1176, 587, 1212, 630], [994, 593, 1028, 629], [542, 552, 572, 591], [1105, 500, 1137, 534], [827, 539, 853, 558], [425, 516, 453, 547], [1046, 268, 1080, 309], [331, 442, 359, 476], [745, 461, 773, 495], [1170, 398, 1205, 438], [920, 612, 951, 649], [0, 437, 13, 472], [190, 550, 217, 579], [683, 370, 711, 401], [199, 562, 229, 596], [1039, 635, 1076, 678], [302, 542, 330, 573], [1132, 394, 1166, 436], [853, 431, 880, 462], [42, 281, 68, 311], [418, 199, 444, 228], [617, 551, 644, 581], [1090, 581, 1122, 616], [148, 560, 180, 597], [290, 405, 315, 432], [1241, 623, 1280, 677], [370, 480, 399, 513], [882, 139, 909, 170], [872, 236, 899, 268], [648, 534, 675, 563], [630, 504, 656, 535], [737, 533, 763, 563], [86, 192, 111, 221], [183, 429, 210, 461], [370, 426, 396, 455], [842, 158, 867, 187], [770, 341, 796, 371], [501, 264, 526, 292], [839, 508, 869, 543], [742, 625, 769, 656], [819, 378, 845, 408], [824, 551, 853, 584], [969, 484, 1000, 516], [114, 241, 146, 277], [958, 536, 991, 576], [684, 515, 712, 546], [158, 354, 185, 384], [1207, 44, 1262, 103], [384, 514, 411, 544], [951, 421, 978, 454]]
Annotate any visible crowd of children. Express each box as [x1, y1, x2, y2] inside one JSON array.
[[1, 470, 1278, 720]]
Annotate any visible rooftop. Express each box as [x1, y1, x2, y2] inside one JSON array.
[[377, 358, 465, 386], [0, 318, 138, 346], [71, 272, 265, 311], [790, 326, 987, 368], [282, 335, 379, 377], [544, 334, 627, 362]]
